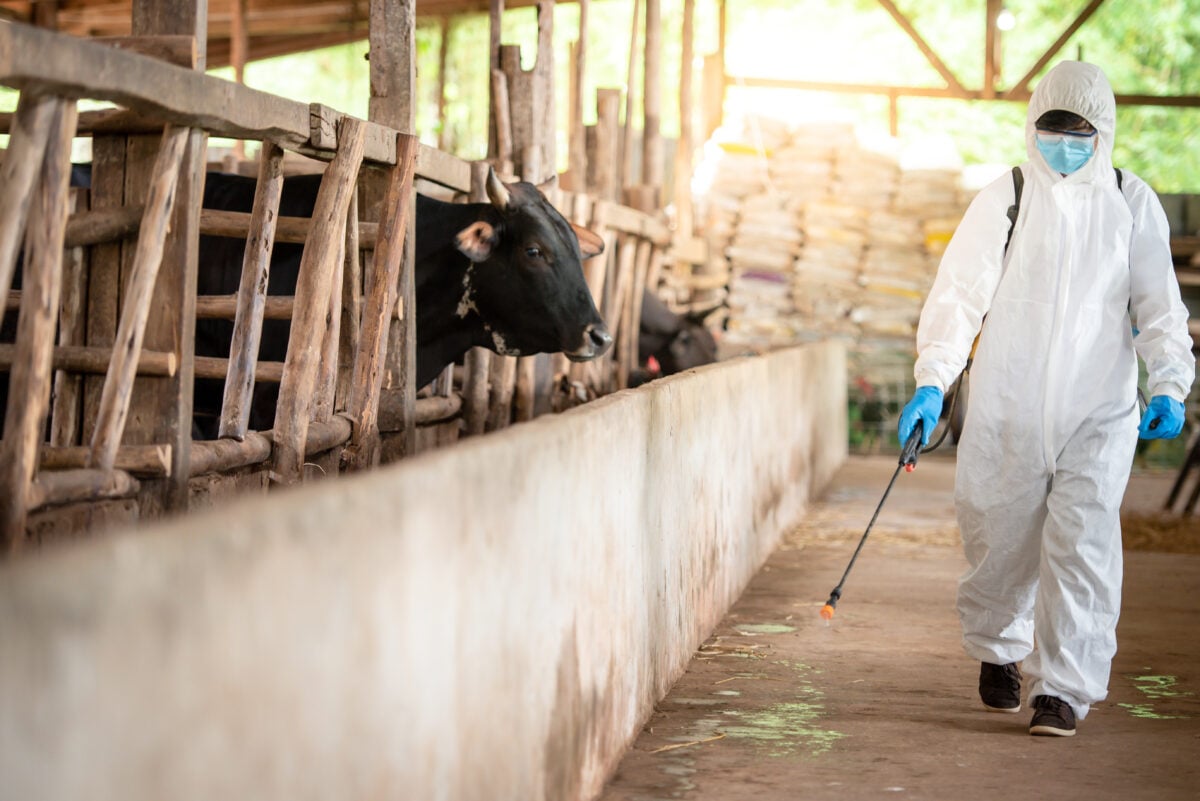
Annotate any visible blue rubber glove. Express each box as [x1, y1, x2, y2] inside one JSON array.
[[1138, 395, 1185, 439], [898, 386, 944, 448]]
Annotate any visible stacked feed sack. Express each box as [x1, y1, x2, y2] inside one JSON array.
[[792, 199, 866, 341], [854, 209, 930, 342], [725, 193, 805, 347]]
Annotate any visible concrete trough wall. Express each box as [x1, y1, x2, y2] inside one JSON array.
[[0, 343, 847, 801]]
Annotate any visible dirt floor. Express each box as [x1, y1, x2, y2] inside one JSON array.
[[598, 454, 1200, 801]]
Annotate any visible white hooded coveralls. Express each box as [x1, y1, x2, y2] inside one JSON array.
[[913, 61, 1194, 719]]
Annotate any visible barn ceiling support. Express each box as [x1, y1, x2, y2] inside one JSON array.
[[725, 0, 1200, 113], [874, 0, 966, 96]]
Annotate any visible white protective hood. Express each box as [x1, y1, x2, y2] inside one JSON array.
[[914, 60, 1195, 720]]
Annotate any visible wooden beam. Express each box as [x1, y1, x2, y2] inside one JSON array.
[[271, 116, 365, 485], [0, 93, 55, 329], [0, 98, 76, 552], [1008, 0, 1107, 97], [343, 134, 418, 470], [219, 140, 285, 441], [874, 0, 966, 95], [641, 0, 661, 194], [87, 125, 191, 474], [620, 0, 640, 194], [0, 343, 177, 377], [984, 0, 999, 98], [27, 468, 140, 512]]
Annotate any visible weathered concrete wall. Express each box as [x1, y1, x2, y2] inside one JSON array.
[[0, 343, 846, 801]]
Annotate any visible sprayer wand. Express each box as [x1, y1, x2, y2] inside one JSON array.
[[820, 420, 924, 622]]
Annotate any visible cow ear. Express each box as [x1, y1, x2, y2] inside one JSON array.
[[456, 220, 500, 263], [571, 224, 605, 259]]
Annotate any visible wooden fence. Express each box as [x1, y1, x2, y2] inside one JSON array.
[[0, 20, 685, 551]]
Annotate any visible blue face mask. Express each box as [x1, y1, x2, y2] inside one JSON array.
[[1035, 132, 1095, 175]]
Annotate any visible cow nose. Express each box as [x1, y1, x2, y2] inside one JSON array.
[[586, 324, 613, 356]]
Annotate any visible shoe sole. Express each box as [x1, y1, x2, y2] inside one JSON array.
[[1029, 724, 1076, 737], [982, 702, 1021, 714]]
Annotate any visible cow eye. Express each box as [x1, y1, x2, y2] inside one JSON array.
[[525, 246, 543, 259]]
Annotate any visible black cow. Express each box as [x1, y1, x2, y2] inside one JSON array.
[[631, 290, 718, 386], [193, 167, 611, 435], [1, 166, 611, 438]]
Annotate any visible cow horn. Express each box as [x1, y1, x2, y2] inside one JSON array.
[[486, 166, 512, 211]]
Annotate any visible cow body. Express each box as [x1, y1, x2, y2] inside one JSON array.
[[192, 170, 610, 435], [0, 166, 611, 438], [632, 290, 717, 385]]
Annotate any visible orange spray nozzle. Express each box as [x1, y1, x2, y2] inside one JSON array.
[[819, 604, 836, 621]]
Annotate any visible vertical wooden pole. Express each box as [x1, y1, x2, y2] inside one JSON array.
[[565, 0, 589, 191], [128, 0, 207, 514], [370, 0, 418, 459], [641, 0, 662, 203], [0, 94, 55, 324], [218, 140, 284, 440], [343, 134, 418, 471], [230, 0, 248, 157], [336, 189, 361, 410], [271, 118, 365, 485], [88, 126, 190, 473], [984, 0, 999, 98], [488, 0, 505, 159], [620, 0, 641, 195], [0, 99, 76, 552], [313, 227, 345, 423], [590, 88, 620, 202], [674, 0, 696, 240], [461, 164, 493, 438], [536, 1, 556, 181], [436, 16, 452, 151], [50, 188, 89, 447]]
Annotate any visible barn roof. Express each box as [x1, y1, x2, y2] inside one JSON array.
[[0, 1, 542, 68]]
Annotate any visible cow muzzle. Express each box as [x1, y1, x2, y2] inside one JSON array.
[[565, 323, 613, 362]]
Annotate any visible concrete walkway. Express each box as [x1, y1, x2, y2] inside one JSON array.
[[599, 454, 1200, 801]]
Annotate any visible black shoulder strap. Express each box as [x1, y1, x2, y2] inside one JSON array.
[[1004, 166, 1024, 254], [1116, 167, 1124, 191]]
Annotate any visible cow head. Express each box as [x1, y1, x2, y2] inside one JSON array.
[[454, 168, 611, 362]]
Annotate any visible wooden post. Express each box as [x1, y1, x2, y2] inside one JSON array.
[[343, 134, 417, 471], [271, 117, 365, 485], [313, 224, 345, 423], [609, 234, 638, 392], [566, 0, 589, 191], [436, 16, 451, 151], [0, 98, 77, 552], [88, 125, 190, 473], [590, 88, 621, 202], [218, 140, 285, 441], [370, 0, 418, 459], [0, 93, 55, 324], [491, 68, 515, 176], [230, 0, 248, 157], [488, 0, 504, 159], [620, 0, 641, 195], [460, 162, 492, 437], [641, 0, 662, 203], [674, 0, 696, 241], [336, 189, 361, 409], [50, 188, 90, 447], [621, 238, 652, 389], [128, 0, 207, 513]]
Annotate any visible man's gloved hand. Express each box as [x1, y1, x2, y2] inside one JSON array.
[[1138, 395, 1185, 439], [898, 386, 944, 448]]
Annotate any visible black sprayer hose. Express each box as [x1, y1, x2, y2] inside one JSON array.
[[820, 419, 924, 621]]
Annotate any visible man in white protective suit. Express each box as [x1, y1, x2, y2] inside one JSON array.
[[897, 61, 1194, 737]]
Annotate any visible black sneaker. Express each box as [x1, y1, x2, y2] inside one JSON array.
[[1029, 695, 1076, 737], [979, 662, 1022, 713]]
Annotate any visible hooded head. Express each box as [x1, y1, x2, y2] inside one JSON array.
[[1026, 61, 1116, 181]]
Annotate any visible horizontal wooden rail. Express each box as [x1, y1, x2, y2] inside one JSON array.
[[193, 355, 284, 383], [38, 444, 173, 478], [0, 343, 176, 376], [0, 21, 471, 190], [188, 415, 351, 477], [196, 294, 294, 320], [27, 468, 139, 512]]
